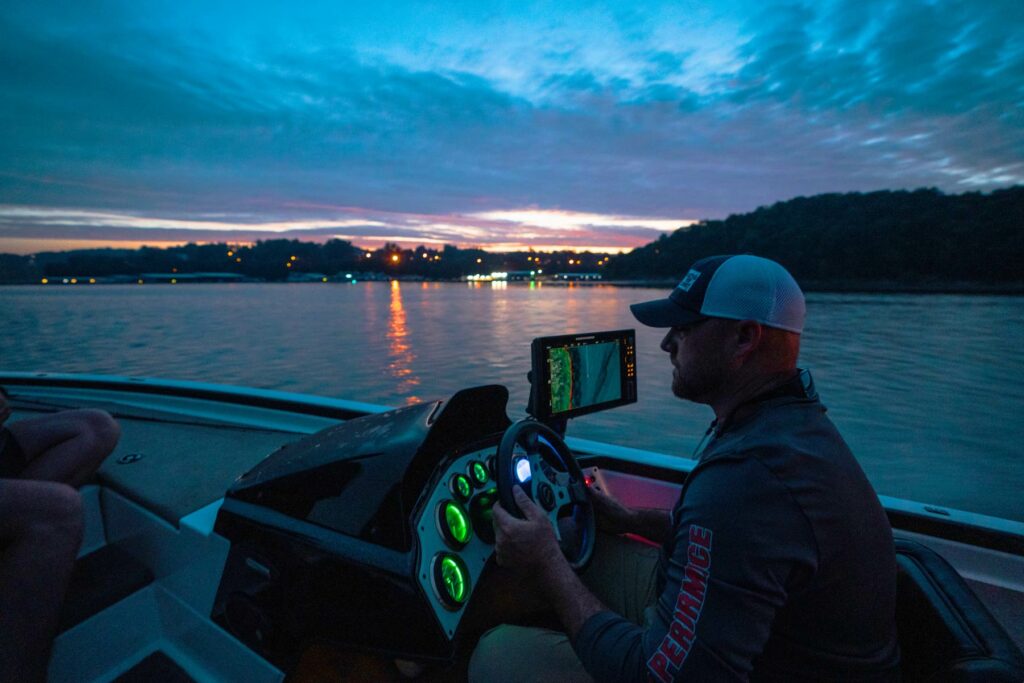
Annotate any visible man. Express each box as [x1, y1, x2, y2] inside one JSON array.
[[0, 387, 121, 682], [471, 254, 900, 681]]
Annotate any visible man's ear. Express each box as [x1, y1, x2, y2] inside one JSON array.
[[733, 320, 764, 363]]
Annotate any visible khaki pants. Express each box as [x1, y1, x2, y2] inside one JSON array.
[[468, 532, 661, 683]]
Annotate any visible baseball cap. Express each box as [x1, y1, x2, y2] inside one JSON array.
[[629, 254, 806, 333]]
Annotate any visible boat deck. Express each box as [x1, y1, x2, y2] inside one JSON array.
[[2, 381, 1022, 681]]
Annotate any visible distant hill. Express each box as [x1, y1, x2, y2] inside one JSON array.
[[605, 187, 1024, 291]]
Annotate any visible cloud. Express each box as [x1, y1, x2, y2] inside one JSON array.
[[0, 0, 1021, 255], [729, 0, 1024, 118]]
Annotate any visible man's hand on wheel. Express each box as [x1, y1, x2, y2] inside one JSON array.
[[492, 486, 563, 572]]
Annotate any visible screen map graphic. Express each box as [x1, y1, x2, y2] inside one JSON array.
[[547, 340, 621, 414]]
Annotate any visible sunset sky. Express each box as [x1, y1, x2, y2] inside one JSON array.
[[1, 0, 1021, 254]]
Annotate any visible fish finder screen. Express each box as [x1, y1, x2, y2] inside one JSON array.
[[530, 329, 637, 420]]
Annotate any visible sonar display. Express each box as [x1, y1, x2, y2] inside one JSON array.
[[547, 340, 621, 414]]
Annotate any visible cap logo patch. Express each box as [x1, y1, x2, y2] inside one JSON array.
[[677, 269, 701, 292]]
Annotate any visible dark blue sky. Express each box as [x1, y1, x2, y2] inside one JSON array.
[[1, 0, 1021, 253]]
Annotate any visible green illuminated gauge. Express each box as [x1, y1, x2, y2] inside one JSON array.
[[469, 460, 489, 487], [469, 487, 498, 544], [449, 473, 472, 501], [432, 553, 470, 610], [437, 500, 472, 548]]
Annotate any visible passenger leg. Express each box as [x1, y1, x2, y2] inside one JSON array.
[[6, 409, 120, 486], [0, 479, 84, 682]]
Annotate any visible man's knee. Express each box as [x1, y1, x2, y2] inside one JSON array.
[[469, 625, 587, 683], [469, 626, 514, 682]]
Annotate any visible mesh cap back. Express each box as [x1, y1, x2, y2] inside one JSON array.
[[700, 255, 805, 333]]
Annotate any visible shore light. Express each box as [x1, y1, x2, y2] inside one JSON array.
[[290, 255, 296, 261], [365, 252, 372, 258], [89, 278, 96, 284], [422, 253, 429, 258], [41, 278, 48, 284], [391, 254, 400, 263], [322, 277, 328, 283], [476, 258, 482, 263], [236, 257, 242, 263], [171, 278, 177, 284], [138, 279, 144, 284], [227, 250, 234, 257]]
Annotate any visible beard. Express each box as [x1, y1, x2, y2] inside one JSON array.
[[671, 352, 727, 403]]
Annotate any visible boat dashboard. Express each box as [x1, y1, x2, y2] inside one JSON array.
[[413, 441, 501, 638], [211, 330, 636, 665]]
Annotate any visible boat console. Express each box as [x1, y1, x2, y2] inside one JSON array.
[[212, 330, 637, 666]]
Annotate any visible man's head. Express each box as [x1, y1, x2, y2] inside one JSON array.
[[629, 255, 805, 405]]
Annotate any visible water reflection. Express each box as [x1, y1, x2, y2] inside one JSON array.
[[2, 284, 1022, 522], [387, 280, 420, 403]]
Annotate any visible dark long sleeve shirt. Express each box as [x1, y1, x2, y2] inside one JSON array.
[[574, 371, 901, 682]]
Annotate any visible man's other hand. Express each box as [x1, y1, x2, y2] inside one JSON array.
[[589, 484, 635, 535], [492, 486, 562, 572]]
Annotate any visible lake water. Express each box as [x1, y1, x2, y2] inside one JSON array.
[[1, 282, 1022, 522]]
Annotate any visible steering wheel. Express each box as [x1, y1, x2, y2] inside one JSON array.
[[496, 419, 595, 571]]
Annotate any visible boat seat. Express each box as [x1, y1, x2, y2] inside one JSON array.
[[895, 538, 1024, 682]]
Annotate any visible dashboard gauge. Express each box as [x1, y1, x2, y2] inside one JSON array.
[[437, 500, 472, 548], [469, 488, 498, 544], [468, 460, 490, 487], [432, 553, 470, 610], [449, 473, 472, 501]]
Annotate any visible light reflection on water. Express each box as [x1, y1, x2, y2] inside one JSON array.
[[0, 283, 1022, 522], [387, 280, 420, 403]]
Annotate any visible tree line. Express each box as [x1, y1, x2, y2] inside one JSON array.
[[604, 186, 1024, 289], [0, 239, 608, 283]]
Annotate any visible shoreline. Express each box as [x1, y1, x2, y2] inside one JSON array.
[[4, 277, 1024, 295], [597, 279, 1024, 295]]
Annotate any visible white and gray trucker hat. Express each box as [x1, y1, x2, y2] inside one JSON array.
[[629, 254, 806, 333]]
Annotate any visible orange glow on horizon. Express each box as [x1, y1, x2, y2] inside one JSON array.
[[0, 236, 635, 257]]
